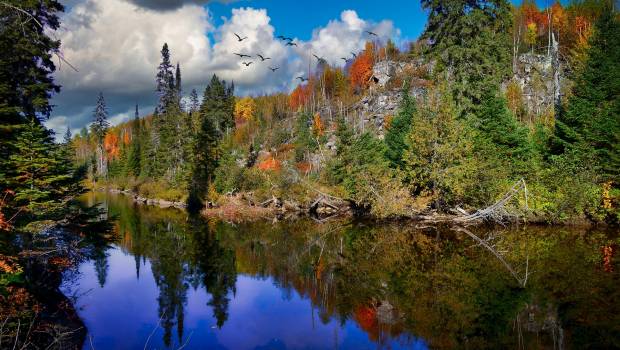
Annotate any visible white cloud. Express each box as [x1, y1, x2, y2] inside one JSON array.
[[57, 0, 213, 93]]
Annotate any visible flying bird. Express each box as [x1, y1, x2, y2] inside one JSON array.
[[242, 61, 253, 67], [365, 31, 378, 36], [276, 35, 287, 40], [234, 53, 252, 58], [269, 66, 279, 72], [350, 52, 357, 58], [257, 54, 271, 61], [234, 33, 248, 41], [296, 76, 308, 82], [340, 57, 349, 62], [284, 37, 293, 42], [286, 41, 298, 46]]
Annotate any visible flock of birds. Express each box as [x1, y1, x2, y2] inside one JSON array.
[[232, 30, 379, 84]]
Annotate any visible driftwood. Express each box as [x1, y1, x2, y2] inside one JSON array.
[[454, 178, 528, 224]]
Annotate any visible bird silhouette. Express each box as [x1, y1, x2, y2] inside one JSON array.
[[286, 41, 297, 46], [350, 52, 357, 58], [257, 54, 271, 61], [365, 31, 378, 36], [276, 35, 286, 40], [284, 37, 293, 42], [340, 57, 349, 62], [234, 53, 252, 58], [313, 54, 327, 64], [269, 66, 279, 72], [241, 61, 253, 67], [296, 76, 308, 82], [234, 33, 248, 41]]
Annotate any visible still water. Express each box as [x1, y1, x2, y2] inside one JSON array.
[[63, 192, 619, 349]]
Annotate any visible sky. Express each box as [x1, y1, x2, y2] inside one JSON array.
[[44, 0, 557, 139]]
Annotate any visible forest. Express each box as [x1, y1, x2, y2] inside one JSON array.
[[0, 0, 618, 348], [61, 0, 620, 223]]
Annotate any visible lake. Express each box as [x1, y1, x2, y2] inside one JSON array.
[[63, 192, 619, 349]]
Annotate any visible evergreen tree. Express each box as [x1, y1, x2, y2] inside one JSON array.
[[0, 0, 64, 194], [126, 105, 142, 177], [175, 62, 182, 96], [187, 75, 233, 210], [385, 85, 416, 169], [63, 126, 72, 144], [554, 7, 620, 183], [403, 84, 478, 208], [156, 43, 175, 115], [422, 0, 512, 117], [90, 93, 109, 177], [9, 119, 70, 216], [476, 89, 532, 175], [294, 112, 314, 162], [198, 75, 235, 138]]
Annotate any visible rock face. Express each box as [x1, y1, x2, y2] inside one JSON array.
[[505, 52, 563, 118]]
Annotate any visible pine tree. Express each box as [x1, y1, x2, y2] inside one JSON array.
[[422, 0, 512, 117], [403, 83, 478, 208], [156, 43, 175, 115], [175, 62, 182, 96], [9, 119, 70, 216], [127, 105, 142, 177], [554, 7, 620, 183], [198, 75, 235, 138], [476, 89, 532, 175], [63, 126, 72, 144], [385, 85, 416, 169], [90, 92, 109, 177], [187, 75, 234, 210], [0, 0, 64, 195]]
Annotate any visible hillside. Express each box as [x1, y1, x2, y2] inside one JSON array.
[[68, 1, 619, 224]]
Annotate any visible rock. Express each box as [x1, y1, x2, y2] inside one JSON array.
[[376, 301, 397, 325]]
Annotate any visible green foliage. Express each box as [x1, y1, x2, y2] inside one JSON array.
[[475, 89, 533, 176], [385, 86, 416, 169], [422, 0, 512, 116], [188, 75, 234, 210], [294, 112, 315, 162], [8, 119, 72, 217], [403, 84, 478, 207], [554, 8, 620, 184]]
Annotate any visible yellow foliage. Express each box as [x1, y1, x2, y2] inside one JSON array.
[[312, 113, 324, 136], [234, 96, 255, 126]]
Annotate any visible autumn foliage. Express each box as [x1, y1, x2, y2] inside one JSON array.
[[312, 113, 324, 137], [256, 155, 281, 172], [289, 81, 313, 110], [349, 42, 375, 92], [104, 132, 120, 160]]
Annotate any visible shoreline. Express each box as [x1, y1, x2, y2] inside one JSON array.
[[97, 187, 599, 227]]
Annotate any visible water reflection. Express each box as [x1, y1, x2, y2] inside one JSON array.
[[64, 192, 619, 349]]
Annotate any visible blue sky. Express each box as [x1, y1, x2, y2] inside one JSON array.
[[208, 0, 428, 41]]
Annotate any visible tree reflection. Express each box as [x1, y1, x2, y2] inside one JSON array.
[[98, 192, 619, 349]]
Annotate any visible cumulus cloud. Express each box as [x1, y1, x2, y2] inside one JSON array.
[[48, 1, 400, 138], [297, 10, 399, 67]]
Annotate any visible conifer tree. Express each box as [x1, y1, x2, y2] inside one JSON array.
[[187, 75, 233, 210], [91, 93, 110, 177], [385, 85, 416, 169], [422, 0, 512, 116], [156, 43, 175, 115], [554, 7, 620, 183], [9, 119, 69, 216], [0, 0, 64, 194], [175, 62, 182, 96], [127, 105, 142, 177], [403, 83, 478, 207]]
